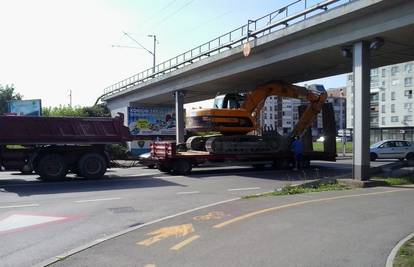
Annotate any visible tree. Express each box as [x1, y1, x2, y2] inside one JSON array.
[[0, 84, 23, 114], [42, 104, 110, 117]]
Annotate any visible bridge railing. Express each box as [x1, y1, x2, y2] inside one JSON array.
[[103, 0, 351, 98]]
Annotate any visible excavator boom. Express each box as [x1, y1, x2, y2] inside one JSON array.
[[186, 81, 327, 139]]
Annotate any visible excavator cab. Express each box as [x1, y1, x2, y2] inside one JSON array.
[[213, 93, 245, 109]]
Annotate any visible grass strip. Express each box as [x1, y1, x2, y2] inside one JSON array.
[[371, 176, 414, 186], [243, 181, 349, 199], [394, 237, 414, 267]]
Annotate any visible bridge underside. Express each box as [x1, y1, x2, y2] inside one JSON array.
[[130, 23, 414, 106]]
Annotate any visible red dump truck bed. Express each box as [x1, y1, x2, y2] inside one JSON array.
[[0, 114, 131, 145]]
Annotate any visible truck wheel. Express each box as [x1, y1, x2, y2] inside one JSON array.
[[20, 164, 33, 175], [172, 160, 192, 175], [158, 162, 171, 173], [407, 153, 414, 161], [370, 153, 377, 161], [78, 153, 107, 179], [37, 154, 68, 181]]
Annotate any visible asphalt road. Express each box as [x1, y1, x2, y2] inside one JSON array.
[[52, 186, 414, 267], [0, 159, 403, 267]]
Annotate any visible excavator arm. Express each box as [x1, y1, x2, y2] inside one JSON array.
[[242, 81, 327, 138]]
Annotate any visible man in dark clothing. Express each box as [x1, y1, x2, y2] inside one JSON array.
[[292, 136, 303, 170]]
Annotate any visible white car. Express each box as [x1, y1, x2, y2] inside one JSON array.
[[370, 140, 414, 161]]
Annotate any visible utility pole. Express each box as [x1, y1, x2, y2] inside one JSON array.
[[148, 34, 157, 73], [120, 32, 157, 74]]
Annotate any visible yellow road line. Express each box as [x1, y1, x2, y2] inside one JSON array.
[[170, 235, 200, 251], [213, 189, 409, 229]]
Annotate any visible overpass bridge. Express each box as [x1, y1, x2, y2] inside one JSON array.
[[102, 0, 414, 180]]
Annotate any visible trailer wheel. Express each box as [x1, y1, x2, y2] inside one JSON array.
[[37, 154, 68, 181], [78, 153, 107, 179], [158, 162, 171, 173], [172, 159, 192, 175]]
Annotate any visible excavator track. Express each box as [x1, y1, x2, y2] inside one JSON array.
[[204, 134, 286, 154]]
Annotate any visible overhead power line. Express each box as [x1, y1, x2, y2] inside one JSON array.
[[139, 0, 178, 29], [150, 0, 196, 30]]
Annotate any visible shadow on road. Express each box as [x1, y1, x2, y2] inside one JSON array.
[[0, 174, 184, 197], [187, 164, 352, 181]]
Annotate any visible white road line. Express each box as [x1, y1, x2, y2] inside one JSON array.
[[0, 204, 39, 209], [227, 187, 261, 192], [75, 197, 121, 203], [176, 191, 200, 195]]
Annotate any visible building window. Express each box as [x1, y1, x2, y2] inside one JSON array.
[[391, 79, 400, 86], [405, 77, 413, 87], [269, 106, 272, 111], [405, 90, 413, 99], [381, 81, 386, 87], [405, 103, 413, 109], [391, 116, 399, 122], [381, 93, 385, 101], [391, 104, 395, 113], [381, 105, 386, 113], [381, 117, 385, 125], [405, 63, 413, 73], [391, 66, 399, 76], [371, 68, 379, 76], [348, 74, 353, 81], [381, 69, 386, 77], [391, 92, 396, 100], [404, 115, 413, 122]]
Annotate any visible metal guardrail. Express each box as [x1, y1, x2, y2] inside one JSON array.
[[103, 0, 352, 98]]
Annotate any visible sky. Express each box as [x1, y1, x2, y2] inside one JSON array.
[[0, 0, 345, 108]]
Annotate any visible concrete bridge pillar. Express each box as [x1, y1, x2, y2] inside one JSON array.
[[175, 90, 185, 144], [352, 41, 371, 181]]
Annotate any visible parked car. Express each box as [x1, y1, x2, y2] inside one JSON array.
[[138, 152, 157, 169], [370, 140, 414, 161]]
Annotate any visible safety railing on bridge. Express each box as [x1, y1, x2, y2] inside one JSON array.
[[102, 0, 353, 98]]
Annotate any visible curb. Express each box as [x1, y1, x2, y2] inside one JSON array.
[[386, 232, 414, 267], [36, 197, 240, 267]]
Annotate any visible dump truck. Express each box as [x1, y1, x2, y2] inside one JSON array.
[[0, 113, 131, 181], [150, 81, 337, 175]]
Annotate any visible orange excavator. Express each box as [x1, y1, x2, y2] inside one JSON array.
[[186, 81, 327, 154]]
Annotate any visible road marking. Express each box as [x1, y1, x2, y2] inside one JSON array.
[[214, 189, 409, 229], [137, 224, 194, 246], [193, 211, 225, 221], [0, 204, 39, 209], [170, 235, 200, 251], [40, 197, 239, 267], [176, 191, 200, 195], [75, 197, 121, 203], [144, 264, 156, 267], [0, 214, 67, 233], [227, 187, 261, 192]]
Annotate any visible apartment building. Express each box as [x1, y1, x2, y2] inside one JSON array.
[[261, 87, 346, 137], [346, 61, 414, 128]]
